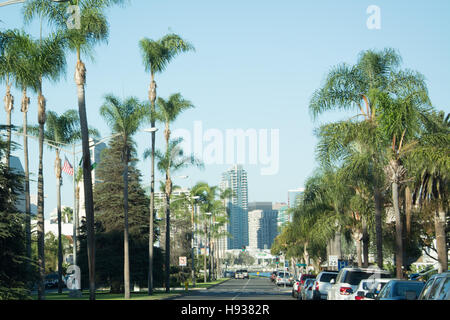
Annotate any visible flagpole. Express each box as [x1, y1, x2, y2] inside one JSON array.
[[72, 143, 78, 268]]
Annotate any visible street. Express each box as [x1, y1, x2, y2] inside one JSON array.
[[171, 277, 292, 300]]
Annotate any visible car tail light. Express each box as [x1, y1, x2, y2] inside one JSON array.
[[315, 282, 319, 291], [355, 295, 364, 300], [339, 287, 353, 295]]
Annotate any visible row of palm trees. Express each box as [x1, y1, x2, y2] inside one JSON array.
[[273, 48, 448, 278], [1, 0, 197, 299]]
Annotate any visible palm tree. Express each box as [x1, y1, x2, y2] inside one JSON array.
[[407, 111, 449, 273], [1, 30, 40, 278], [309, 48, 425, 269], [23, 0, 127, 300], [378, 86, 430, 278], [154, 93, 194, 291], [28, 109, 87, 293], [100, 94, 145, 299], [139, 33, 194, 295], [29, 32, 67, 300], [150, 136, 202, 292], [0, 29, 20, 168]]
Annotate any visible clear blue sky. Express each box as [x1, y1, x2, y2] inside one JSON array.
[[1, 0, 449, 218]]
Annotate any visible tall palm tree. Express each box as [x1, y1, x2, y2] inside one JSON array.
[[151, 136, 202, 292], [0, 29, 20, 168], [139, 33, 194, 295], [309, 48, 424, 269], [378, 86, 430, 278], [23, 0, 127, 300], [28, 109, 90, 293], [29, 32, 67, 300], [1, 30, 40, 278], [154, 94, 194, 291], [100, 94, 145, 299]]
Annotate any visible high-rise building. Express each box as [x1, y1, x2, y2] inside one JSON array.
[[288, 188, 304, 208], [248, 202, 278, 249], [220, 164, 248, 250], [248, 209, 263, 249], [273, 202, 289, 230]]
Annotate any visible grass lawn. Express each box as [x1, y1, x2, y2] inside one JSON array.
[[31, 278, 229, 300]]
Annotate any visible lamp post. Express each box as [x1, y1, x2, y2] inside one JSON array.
[[205, 212, 212, 282], [142, 127, 158, 295]]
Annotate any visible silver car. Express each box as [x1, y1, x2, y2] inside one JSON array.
[[312, 271, 338, 300], [299, 278, 316, 300]]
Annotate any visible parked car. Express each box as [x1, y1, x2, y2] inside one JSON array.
[[327, 267, 392, 300], [224, 271, 235, 278], [292, 273, 316, 298], [235, 270, 243, 279], [44, 273, 59, 289], [276, 271, 292, 286], [418, 271, 450, 300], [312, 271, 338, 300], [375, 280, 425, 300], [241, 269, 249, 279], [299, 278, 316, 300], [352, 278, 396, 300]]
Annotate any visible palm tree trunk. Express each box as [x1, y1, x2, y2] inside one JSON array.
[[37, 90, 46, 300], [435, 202, 448, 273], [353, 230, 362, 267], [204, 223, 207, 283], [362, 216, 369, 268], [55, 149, 63, 293], [21, 88, 32, 284], [75, 52, 96, 300], [123, 145, 130, 299], [405, 186, 412, 237], [165, 184, 171, 292], [393, 180, 404, 279], [374, 188, 384, 269], [148, 74, 156, 295], [4, 83, 13, 168]]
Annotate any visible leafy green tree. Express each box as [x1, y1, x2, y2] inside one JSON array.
[[139, 33, 194, 295], [0, 139, 31, 299], [100, 94, 145, 299]]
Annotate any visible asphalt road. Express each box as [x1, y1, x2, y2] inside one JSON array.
[[172, 277, 293, 300]]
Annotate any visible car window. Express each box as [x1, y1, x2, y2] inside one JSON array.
[[336, 270, 345, 283], [345, 271, 379, 285], [436, 277, 450, 300], [377, 282, 391, 298], [419, 278, 435, 299], [428, 277, 444, 300], [394, 283, 424, 297], [319, 273, 337, 282]]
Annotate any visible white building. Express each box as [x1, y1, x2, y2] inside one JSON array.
[[248, 209, 263, 249]]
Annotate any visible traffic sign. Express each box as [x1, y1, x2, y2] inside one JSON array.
[[328, 255, 338, 267], [179, 256, 187, 267]]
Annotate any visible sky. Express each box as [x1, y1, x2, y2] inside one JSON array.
[[1, 0, 449, 219]]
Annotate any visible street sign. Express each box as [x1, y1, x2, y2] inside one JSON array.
[[328, 255, 338, 268], [338, 260, 349, 271], [179, 256, 187, 267], [297, 263, 306, 267]]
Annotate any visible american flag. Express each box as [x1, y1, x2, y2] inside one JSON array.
[[62, 156, 74, 176]]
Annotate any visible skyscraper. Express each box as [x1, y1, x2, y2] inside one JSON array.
[[220, 164, 248, 250], [248, 202, 278, 249], [288, 188, 305, 208]]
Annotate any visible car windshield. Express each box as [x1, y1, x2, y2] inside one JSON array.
[[319, 273, 337, 282], [345, 271, 391, 285]]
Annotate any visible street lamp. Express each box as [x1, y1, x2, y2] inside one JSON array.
[[142, 127, 158, 295], [204, 212, 212, 282]]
